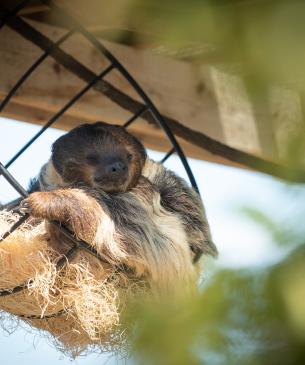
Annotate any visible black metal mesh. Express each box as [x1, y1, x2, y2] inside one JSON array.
[[0, 0, 200, 315]]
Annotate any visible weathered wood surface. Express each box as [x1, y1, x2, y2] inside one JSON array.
[[0, 12, 304, 180]]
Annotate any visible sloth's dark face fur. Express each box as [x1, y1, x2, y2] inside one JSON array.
[[51, 122, 147, 193]]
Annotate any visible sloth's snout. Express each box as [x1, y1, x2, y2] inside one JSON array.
[[105, 160, 127, 175], [94, 157, 128, 187]]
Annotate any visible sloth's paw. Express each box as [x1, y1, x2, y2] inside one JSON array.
[[19, 192, 51, 219]]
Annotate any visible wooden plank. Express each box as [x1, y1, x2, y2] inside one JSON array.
[[0, 22, 226, 152], [1, 18, 305, 180], [0, 20, 230, 149], [1, 99, 232, 167], [18, 5, 49, 16]]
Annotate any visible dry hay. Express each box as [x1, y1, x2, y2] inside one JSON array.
[[0, 210, 146, 357]]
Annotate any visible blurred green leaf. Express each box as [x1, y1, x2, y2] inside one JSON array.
[[240, 207, 290, 246], [126, 248, 305, 364], [124, 0, 305, 90]]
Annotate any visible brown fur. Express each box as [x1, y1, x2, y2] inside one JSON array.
[[49, 122, 146, 193], [21, 122, 217, 291]]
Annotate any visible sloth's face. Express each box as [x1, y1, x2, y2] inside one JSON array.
[[51, 122, 147, 192]]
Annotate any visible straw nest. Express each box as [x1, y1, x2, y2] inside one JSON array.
[[0, 210, 146, 356]]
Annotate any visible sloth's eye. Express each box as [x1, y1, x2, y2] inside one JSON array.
[[86, 154, 99, 165], [127, 153, 133, 162]]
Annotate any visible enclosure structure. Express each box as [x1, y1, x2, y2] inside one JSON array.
[[1, 0, 305, 183], [0, 0, 207, 355], [1, 0, 305, 358]]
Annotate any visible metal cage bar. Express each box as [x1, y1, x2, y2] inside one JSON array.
[[123, 106, 147, 128], [160, 148, 175, 164], [0, 0, 199, 192], [5, 64, 115, 169], [45, 0, 199, 193], [0, 29, 75, 112], [0, 0, 30, 29], [0, 0, 201, 316]]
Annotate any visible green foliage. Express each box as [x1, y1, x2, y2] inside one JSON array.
[[124, 0, 305, 91], [126, 248, 305, 365], [240, 206, 304, 247], [123, 187, 305, 364], [115, 2, 305, 363]]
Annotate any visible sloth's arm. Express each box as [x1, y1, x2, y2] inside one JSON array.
[[20, 189, 102, 242]]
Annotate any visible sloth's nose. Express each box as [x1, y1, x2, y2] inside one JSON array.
[[95, 158, 128, 184], [105, 160, 127, 175]]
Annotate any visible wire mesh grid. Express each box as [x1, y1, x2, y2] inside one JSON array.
[[0, 0, 200, 316]]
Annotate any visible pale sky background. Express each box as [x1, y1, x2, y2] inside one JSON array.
[[0, 116, 300, 364]]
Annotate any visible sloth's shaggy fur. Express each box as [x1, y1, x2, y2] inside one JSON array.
[[0, 122, 217, 355]]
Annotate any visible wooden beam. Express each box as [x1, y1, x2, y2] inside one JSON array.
[[1, 99, 231, 166], [18, 5, 49, 16], [1, 16, 305, 182]]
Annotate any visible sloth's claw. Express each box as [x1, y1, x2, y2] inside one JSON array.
[[19, 199, 32, 215]]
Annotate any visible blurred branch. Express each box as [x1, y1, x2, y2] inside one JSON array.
[[5, 14, 305, 183]]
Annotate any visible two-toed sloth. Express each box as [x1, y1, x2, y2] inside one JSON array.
[[21, 122, 217, 290]]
